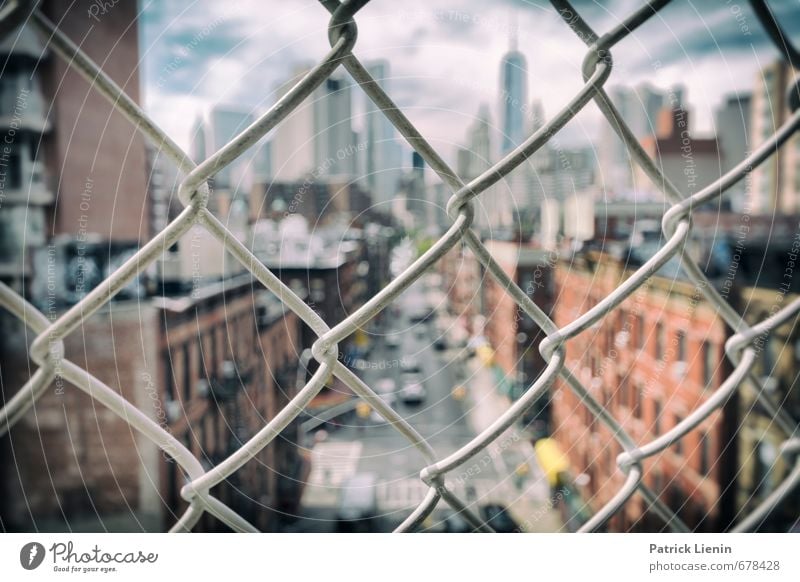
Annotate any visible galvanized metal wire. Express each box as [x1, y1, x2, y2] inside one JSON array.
[[1, 0, 799, 532]]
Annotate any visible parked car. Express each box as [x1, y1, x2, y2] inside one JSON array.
[[480, 504, 519, 533], [409, 308, 433, 324], [401, 358, 421, 375], [336, 473, 379, 532], [400, 379, 426, 405], [369, 392, 397, 423], [421, 509, 472, 533], [441, 509, 472, 533], [385, 334, 402, 349], [375, 378, 396, 394]]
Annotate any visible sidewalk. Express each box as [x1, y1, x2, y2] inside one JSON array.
[[459, 356, 563, 532]]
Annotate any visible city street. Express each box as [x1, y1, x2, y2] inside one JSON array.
[[289, 277, 563, 532]]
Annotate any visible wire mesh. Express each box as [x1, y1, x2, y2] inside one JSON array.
[[1, 0, 799, 533]]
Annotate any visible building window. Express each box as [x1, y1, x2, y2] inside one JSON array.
[[653, 471, 663, 493], [654, 322, 664, 359], [676, 331, 686, 362], [674, 415, 683, 455], [699, 431, 710, 476], [164, 350, 175, 401], [183, 343, 192, 401], [6, 151, 21, 190], [703, 341, 714, 388], [620, 375, 630, 410], [653, 400, 662, 434], [210, 331, 218, 378], [634, 383, 644, 419], [761, 337, 776, 376], [753, 440, 778, 498], [636, 314, 645, 349]]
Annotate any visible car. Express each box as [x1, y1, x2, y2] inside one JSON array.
[[480, 504, 519, 533], [336, 473, 379, 532], [408, 309, 430, 324], [441, 509, 472, 533], [420, 509, 472, 533], [401, 358, 421, 375], [400, 380, 426, 405], [385, 334, 402, 349], [369, 392, 397, 423], [375, 378, 396, 394]]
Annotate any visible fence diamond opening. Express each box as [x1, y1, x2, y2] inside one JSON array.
[[1, 0, 799, 533]]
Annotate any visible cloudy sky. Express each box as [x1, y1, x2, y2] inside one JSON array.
[[138, 0, 800, 162]]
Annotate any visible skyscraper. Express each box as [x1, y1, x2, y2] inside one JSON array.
[[404, 151, 428, 228], [364, 61, 402, 209], [314, 72, 357, 177], [495, 28, 533, 233], [714, 93, 751, 212], [271, 68, 359, 182], [597, 84, 668, 199], [499, 36, 528, 156], [457, 103, 492, 180], [192, 106, 257, 193], [457, 104, 495, 230], [270, 67, 314, 181], [749, 60, 800, 214], [210, 107, 256, 190]]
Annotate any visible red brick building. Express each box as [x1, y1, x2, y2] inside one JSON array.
[[156, 277, 303, 532], [550, 251, 737, 531], [482, 241, 555, 388], [441, 243, 481, 337], [1, 277, 304, 531]]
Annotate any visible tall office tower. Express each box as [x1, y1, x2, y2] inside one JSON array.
[[495, 24, 532, 233], [190, 106, 258, 194], [404, 151, 428, 227], [457, 105, 494, 230], [457, 104, 492, 180], [749, 60, 800, 214], [598, 86, 634, 198], [637, 83, 668, 138], [252, 140, 271, 182], [314, 71, 357, 177], [499, 33, 528, 156], [272, 68, 359, 182], [597, 84, 667, 199], [526, 99, 550, 208], [364, 61, 402, 209], [271, 66, 315, 181], [210, 106, 256, 191], [714, 93, 751, 212], [190, 115, 207, 164]]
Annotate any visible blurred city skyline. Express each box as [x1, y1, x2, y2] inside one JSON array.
[[141, 0, 800, 153]]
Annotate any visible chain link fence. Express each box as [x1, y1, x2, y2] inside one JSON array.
[[1, 0, 799, 533]]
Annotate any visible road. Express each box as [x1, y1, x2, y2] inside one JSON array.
[[286, 276, 556, 532]]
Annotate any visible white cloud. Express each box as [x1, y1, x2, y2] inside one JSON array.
[[140, 0, 797, 160]]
